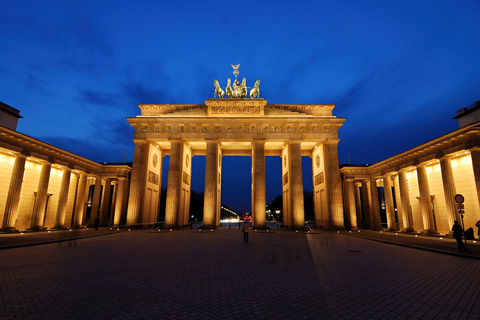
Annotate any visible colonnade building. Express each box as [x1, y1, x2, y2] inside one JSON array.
[[340, 101, 480, 235], [0, 102, 131, 232]]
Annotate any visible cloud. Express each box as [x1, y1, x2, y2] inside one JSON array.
[[79, 89, 123, 107]]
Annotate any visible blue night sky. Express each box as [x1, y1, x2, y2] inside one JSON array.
[[1, 0, 479, 213]]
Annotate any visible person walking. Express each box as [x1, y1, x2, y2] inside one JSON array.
[[94, 216, 100, 231], [452, 221, 467, 252], [242, 219, 250, 244]]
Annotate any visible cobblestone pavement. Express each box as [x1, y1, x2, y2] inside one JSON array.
[[1, 228, 479, 319]]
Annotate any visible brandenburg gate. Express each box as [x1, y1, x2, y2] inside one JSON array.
[[125, 71, 346, 230]]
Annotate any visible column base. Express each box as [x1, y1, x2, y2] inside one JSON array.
[[51, 225, 67, 230], [0, 227, 19, 233], [27, 227, 47, 232], [420, 230, 440, 235]]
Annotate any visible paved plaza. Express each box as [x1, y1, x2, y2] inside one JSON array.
[[1, 227, 479, 319]]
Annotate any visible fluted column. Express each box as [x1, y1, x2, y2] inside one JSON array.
[[370, 178, 382, 230], [392, 174, 405, 231], [416, 165, 437, 233], [345, 178, 358, 230], [440, 156, 460, 227], [112, 178, 126, 227], [289, 142, 305, 229], [323, 140, 344, 228], [30, 162, 52, 230], [203, 141, 218, 228], [252, 141, 266, 229], [469, 148, 480, 212], [53, 168, 71, 229], [73, 173, 88, 228], [126, 140, 149, 226], [1, 154, 27, 231], [89, 176, 102, 225], [361, 180, 373, 229], [100, 179, 112, 226], [398, 170, 415, 232], [165, 141, 183, 227], [383, 174, 398, 231]]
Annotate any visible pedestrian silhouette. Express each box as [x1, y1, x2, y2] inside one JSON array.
[[94, 216, 100, 230], [476, 220, 480, 239], [242, 220, 250, 244], [452, 221, 466, 252]]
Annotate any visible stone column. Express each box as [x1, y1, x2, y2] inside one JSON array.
[[392, 174, 405, 231], [398, 170, 415, 232], [323, 140, 344, 228], [73, 173, 88, 228], [203, 141, 218, 228], [361, 180, 373, 229], [469, 148, 480, 213], [100, 179, 112, 226], [416, 165, 437, 233], [440, 156, 460, 227], [370, 178, 382, 230], [53, 168, 71, 229], [345, 178, 358, 230], [383, 174, 398, 231], [112, 177, 126, 227], [290, 142, 305, 229], [354, 183, 363, 228], [251, 141, 266, 229], [30, 162, 52, 230], [1, 153, 27, 231], [165, 141, 183, 227], [126, 140, 149, 226], [89, 176, 102, 225]]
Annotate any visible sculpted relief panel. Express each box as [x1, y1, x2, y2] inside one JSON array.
[[135, 123, 335, 138]]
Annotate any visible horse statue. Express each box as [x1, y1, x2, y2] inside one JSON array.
[[241, 77, 247, 98], [231, 77, 247, 98], [249, 79, 260, 98], [214, 80, 225, 98], [226, 78, 233, 98]]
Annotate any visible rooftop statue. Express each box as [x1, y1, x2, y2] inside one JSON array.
[[249, 79, 260, 98], [213, 80, 225, 98], [213, 64, 260, 99]]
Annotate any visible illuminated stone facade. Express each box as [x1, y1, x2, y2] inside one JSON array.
[[340, 122, 480, 235], [0, 124, 131, 232], [126, 98, 346, 229]]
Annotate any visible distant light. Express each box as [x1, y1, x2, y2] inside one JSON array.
[[69, 229, 72, 231], [395, 233, 398, 235], [48, 231, 51, 233], [20, 232, 24, 235], [170, 229, 172, 232], [415, 235, 418, 237], [210, 229, 213, 232], [380, 231, 382, 233], [128, 229, 131, 231], [440, 237, 443, 239], [349, 231, 352, 233], [358, 230, 360, 232]]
